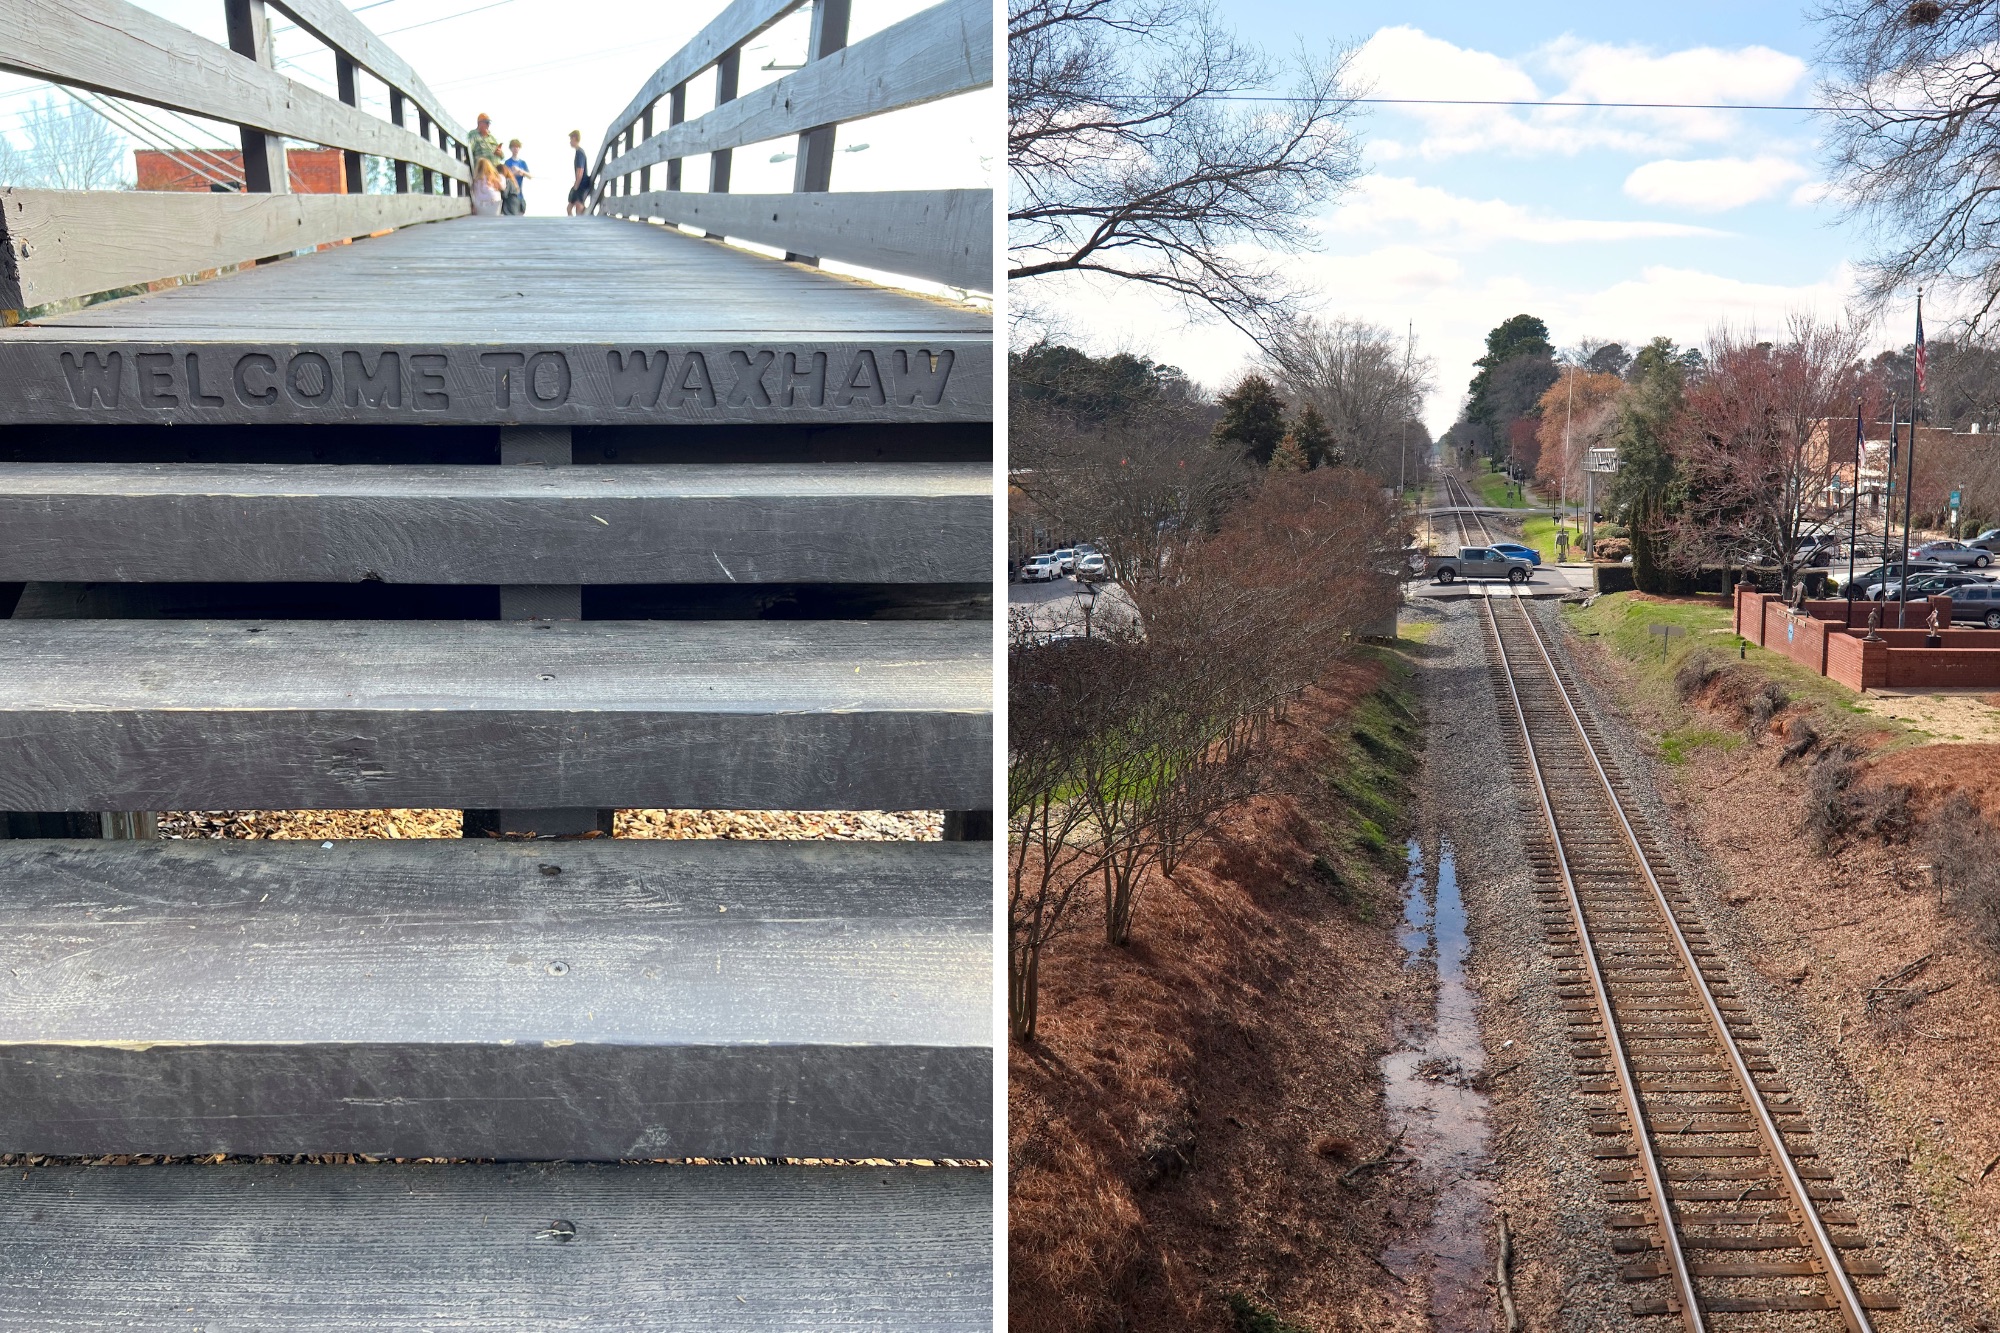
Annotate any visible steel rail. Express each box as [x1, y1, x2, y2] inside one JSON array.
[[1481, 593, 1702, 1329], [1492, 594, 1876, 1333]]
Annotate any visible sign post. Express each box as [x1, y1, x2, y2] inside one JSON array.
[[1585, 447, 1620, 561]]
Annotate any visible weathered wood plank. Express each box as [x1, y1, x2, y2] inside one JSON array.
[[264, 0, 464, 143], [0, 619, 991, 811], [0, 1163, 992, 1330], [0, 839, 989, 1159], [598, 0, 807, 161], [0, 218, 992, 424], [0, 189, 469, 312], [0, 462, 992, 583], [600, 0, 989, 182], [0, 0, 466, 179], [607, 190, 990, 291]]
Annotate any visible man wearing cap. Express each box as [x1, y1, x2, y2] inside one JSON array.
[[469, 113, 503, 177]]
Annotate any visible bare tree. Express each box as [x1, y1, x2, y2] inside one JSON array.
[[1263, 315, 1435, 483], [1008, 0, 1364, 335], [0, 96, 126, 191], [1668, 316, 1869, 591], [1816, 0, 2000, 321], [1011, 387, 1248, 585]]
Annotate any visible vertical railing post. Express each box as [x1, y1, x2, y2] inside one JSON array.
[[334, 54, 365, 195], [666, 83, 686, 192], [222, 0, 287, 193], [419, 110, 434, 194], [705, 46, 740, 237], [389, 90, 409, 193], [640, 105, 654, 193], [786, 0, 851, 265], [621, 127, 634, 197]]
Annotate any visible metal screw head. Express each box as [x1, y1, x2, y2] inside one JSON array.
[[546, 961, 569, 976], [537, 1220, 577, 1243], [539, 672, 556, 681]]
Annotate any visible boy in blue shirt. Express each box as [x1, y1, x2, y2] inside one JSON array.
[[503, 140, 530, 216]]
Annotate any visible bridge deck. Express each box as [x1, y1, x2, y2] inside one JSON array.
[[0, 216, 990, 426]]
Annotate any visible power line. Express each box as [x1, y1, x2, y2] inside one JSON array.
[[1137, 94, 1828, 111], [379, 0, 529, 36]]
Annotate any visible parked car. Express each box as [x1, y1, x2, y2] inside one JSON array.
[[1793, 534, 1840, 567], [1073, 552, 1108, 582], [1426, 547, 1534, 585], [1912, 539, 1992, 568], [1970, 528, 2000, 552], [1487, 541, 1542, 566], [1947, 581, 2000, 628], [1047, 548, 1077, 575], [1870, 570, 1986, 601], [1019, 556, 1060, 582], [1841, 560, 1949, 595]]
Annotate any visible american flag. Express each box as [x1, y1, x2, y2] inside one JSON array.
[[1915, 298, 1926, 393]]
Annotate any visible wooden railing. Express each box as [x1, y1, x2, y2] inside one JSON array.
[[591, 0, 991, 292], [0, 0, 471, 312]]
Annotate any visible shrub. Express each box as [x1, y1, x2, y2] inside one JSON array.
[[1746, 681, 1790, 738], [1921, 793, 2000, 952], [1673, 650, 1722, 702]]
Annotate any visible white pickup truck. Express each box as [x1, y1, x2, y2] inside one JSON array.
[[1426, 546, 1535, 585]]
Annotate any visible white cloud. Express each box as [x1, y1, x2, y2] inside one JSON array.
[[1623, 156, 1812, 211], [1326, 177, 1725, 246], [1352, 26, 1810, 161], [1021, 255, 1860, 435]]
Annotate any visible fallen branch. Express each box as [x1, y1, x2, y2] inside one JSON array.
[[1866, 954, 1934, 1011], [1495, 1212, 1521, 1333], [1340, 1130, 1408, 1185], [1802, 916, 1864, 934], [1980, 1153, 2000, 1183]]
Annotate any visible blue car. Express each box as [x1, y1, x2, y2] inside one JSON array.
[[1487, 541, 1542, 566]]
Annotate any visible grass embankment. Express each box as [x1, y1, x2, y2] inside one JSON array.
[[1561, 592, 1911, 763], [1465, 468, 1530, 509], [1009, 644, 1427, 1332]]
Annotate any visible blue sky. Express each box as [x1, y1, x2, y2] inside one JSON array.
[[1023, 1, 1883, 432]]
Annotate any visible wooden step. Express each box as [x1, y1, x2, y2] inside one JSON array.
[[0, 1161, 992, 1329], [0, 462, 991, 584], [0, 839, 989, 1159], [0, 217, 992, 426], [0, 619, 989, 811]]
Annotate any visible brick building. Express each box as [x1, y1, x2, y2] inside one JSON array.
[[134, 148, 347, 194]]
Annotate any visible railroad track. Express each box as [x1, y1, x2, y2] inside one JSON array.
[[1442, 472, 1494, 546], [1481, 592, 1898, 1329]]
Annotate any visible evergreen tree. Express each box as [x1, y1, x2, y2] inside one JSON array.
[[1268, 431, 1309, 472], [1213, 374, 1288, 466], [1290, 402, 1341, 467], [1609, 337, 1690, 594]]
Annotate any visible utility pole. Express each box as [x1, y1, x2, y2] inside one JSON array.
[[1398, 320, 1413, 498]]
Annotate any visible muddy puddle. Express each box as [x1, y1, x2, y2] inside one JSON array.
[[1381, 836, 1500, 1329]]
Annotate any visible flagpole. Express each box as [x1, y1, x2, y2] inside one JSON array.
[[1847, 398, 1862, 625], [1880, 394, 1900, 613], [1899, 289, 1924, 629]]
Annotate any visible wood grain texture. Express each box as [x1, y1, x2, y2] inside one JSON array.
[[598, 0, 807, 161], [264, 0, 464, 143], [0, 1162, 992, 1330], [604, 191, 990, 292], [599, 0, 988, 180], [0, 0, 466, 179], [0, 839, 989, 1158], [0, 217, 991, 424], [0, 462, 992, 583], [0, 189, 469, 311], [0, 619, 991, 810]]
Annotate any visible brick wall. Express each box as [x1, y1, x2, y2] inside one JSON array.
[[135, 148, 347, 193]]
